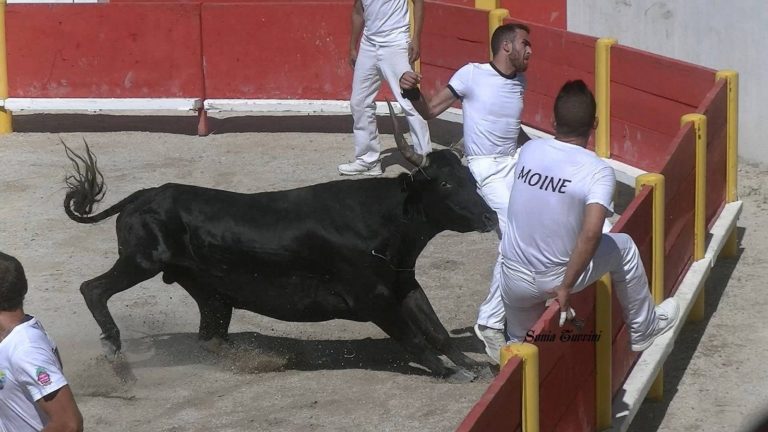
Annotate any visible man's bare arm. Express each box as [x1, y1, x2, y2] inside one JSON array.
[[349, 0, 364, 69], [38, 385, 83, 432], [409, 0, 424, 63], [553, 203, 607, 315], [399, 71, 457, 120]]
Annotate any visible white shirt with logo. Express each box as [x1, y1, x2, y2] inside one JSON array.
[[501, 137, 615, 271], [448, 62, 526, 157], [0, 316, 68, 432], [361, 0, 410, 46]]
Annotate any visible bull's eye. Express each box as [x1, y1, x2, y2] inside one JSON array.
[[440, 181, 451, 188]]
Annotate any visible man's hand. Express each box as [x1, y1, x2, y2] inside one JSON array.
[[408, 41, 421, 64], [349, 48, 358, 70], [554, 284, 573, 326], [400, 71, 421, 90]]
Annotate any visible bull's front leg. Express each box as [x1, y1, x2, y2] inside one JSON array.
[[372, 309, 475, 383], [399, 281, 493, 378]]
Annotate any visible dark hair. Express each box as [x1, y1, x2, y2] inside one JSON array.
[[0, 251, 27, 311], [554, 80, 597, 138], [490, 23, 530, 56]]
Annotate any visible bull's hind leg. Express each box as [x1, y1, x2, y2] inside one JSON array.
[[172, 276, 233, 352], [80, 256, 159, 358], [372, 311, 475, 383]]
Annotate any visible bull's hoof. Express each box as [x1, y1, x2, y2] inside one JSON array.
[[100, 337, 121, 361], [199, 336, 228, 354], [473, 364, 496, 380], [445, 367, 477, 384]]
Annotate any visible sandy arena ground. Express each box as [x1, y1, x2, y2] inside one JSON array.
[[0, 112, 765, 431]]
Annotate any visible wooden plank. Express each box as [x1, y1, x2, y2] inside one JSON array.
[[612, 82, 696, 137], [612, 44, 716, 107]]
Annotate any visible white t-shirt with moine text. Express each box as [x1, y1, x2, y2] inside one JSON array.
[[448, 62, 526, 157], [501, 138, 615, 271], [0, 316, 68, 432]]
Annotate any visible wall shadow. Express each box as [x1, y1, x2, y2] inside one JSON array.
[[11, 112, 464, 146], [116, 326, 486, 378]]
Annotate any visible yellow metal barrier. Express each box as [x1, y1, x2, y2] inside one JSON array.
[[487, 9, 509, 61], [595, 38, 617, 158], [475, 0, 500, 9], [0, 0, 12, 133], [716, 70, 739, 257], [501, 343, 540, 432], [595, 274, 612, 429], [635, 173, 666, 400], [681, 114, 708, 321]]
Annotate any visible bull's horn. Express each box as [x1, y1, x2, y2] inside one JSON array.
[[449, 137, 465, 159], [386, 100, 425, 168]]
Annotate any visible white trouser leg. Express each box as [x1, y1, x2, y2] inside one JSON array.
[[501, 233, 657, 343], [377, 44, 431, 156], [470, 155, 516, 331], [350, 41, 383, 166]]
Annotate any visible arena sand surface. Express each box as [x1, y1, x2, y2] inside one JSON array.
[[0, 114, 765, 432]]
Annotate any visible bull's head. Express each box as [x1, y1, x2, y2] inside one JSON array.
[[387, 101, 498, 234]]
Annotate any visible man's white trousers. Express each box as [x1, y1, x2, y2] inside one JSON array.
[[500, 232, 658, 344], [470, 154, 517, 331], [350, 39, 431, 166]]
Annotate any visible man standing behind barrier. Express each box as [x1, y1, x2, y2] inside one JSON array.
[[0, 251, 83, 432], [338, 0, 431, 176], [499, 80, 680, 351], [399, 23, 532, 364]]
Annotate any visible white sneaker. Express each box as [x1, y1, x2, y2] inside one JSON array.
[[474, 324, 506, 365], [631, 298, 680, 351], [338, 161, 382, 176]]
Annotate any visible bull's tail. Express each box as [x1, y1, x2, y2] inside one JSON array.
[[62, 140, 145, 224]]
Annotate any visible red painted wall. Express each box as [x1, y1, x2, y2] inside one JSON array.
[[201, 3, 351, 100], [6, 4, 203, 98], [419, 3, 489, 102]]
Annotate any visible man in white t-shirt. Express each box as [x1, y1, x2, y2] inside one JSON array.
[[338, 0, 431, 176], [0, 251, 83, 432], [500, 80, 680, 350], [399, 23, 532, 364]]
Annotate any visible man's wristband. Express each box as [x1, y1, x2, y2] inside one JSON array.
[[401, 87, 422, 102]]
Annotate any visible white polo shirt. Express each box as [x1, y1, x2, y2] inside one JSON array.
[[0, 316, 68, 432], [501, 137, 615, 271], [448, 62, 526, 157], [361, 0, 410, 46]]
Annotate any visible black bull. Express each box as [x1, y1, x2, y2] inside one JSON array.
[[63, 109, 498, 381]]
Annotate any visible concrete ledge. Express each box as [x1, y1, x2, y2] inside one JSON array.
[[2, 98, 202, 111], [609, 200, 743, 432]]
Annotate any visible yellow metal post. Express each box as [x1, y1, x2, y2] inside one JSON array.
[[636, 173, 666, 400], [595, 274, 612, 430], [716, 70, 739, 257], [487, 9, 509, 61], [501, 343, 540, 432], [595, 38, 617, 158], [0, 0, 12, 133], [682, 114, 707, 321], [475, 0, 500, 9]]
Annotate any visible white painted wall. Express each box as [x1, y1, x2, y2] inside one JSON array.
[[567, 0, 766, 163]]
